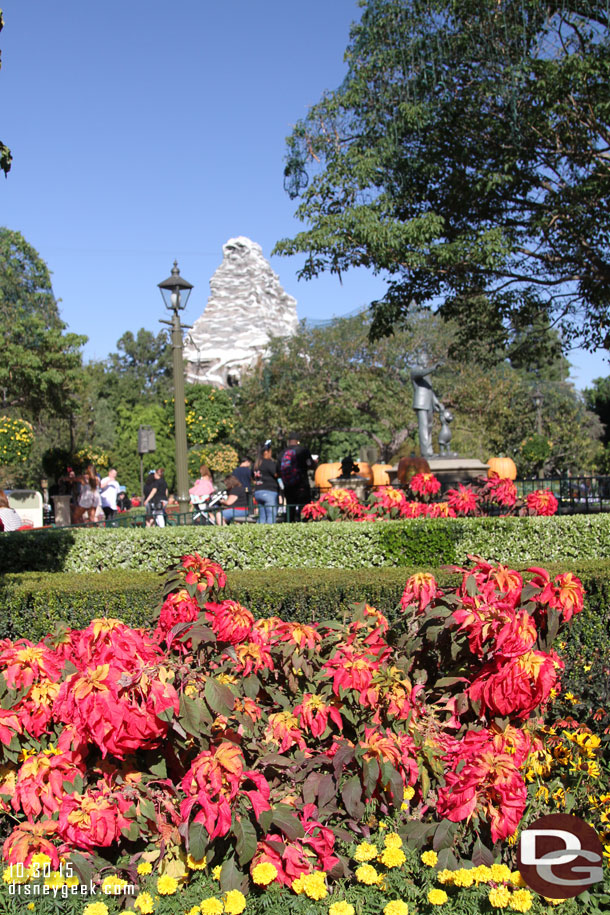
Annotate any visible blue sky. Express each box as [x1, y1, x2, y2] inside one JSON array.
[[1, 0, 607, 390]]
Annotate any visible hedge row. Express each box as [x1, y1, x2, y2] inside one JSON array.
[[2, 514, 610, 574], [2, 561, 610, 652]]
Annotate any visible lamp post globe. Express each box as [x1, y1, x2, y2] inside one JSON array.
[[158, 262, 193, 517]]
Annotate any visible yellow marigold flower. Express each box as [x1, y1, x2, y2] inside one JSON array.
[[490, 863, 512, 883], [421, 850, 438, 867], [384, 902, 409, 915], [251, 862, 278, 886], [472, 865, 492, 883], [378, 847, 406, 869], [27, 905, 35, 912], [510, 871, 526, 887], [134, 893, 155, 914], [354, 842, 378, 862], [157, 874, 178, 895], [428, 888, 449, 905], [3, 864, 29, 884], [404, 786, 415, 800], [437, 869, 454, 884], [542, 898, 563, 907], [212, 865, 222, 880], [384, 832, 403, 849], [30, 853, 52, 868], [452, 868, 475, 887], [188, 854, 208, 870], [329, 902, 355, 915], [137, 862, 153, 876], [292, 875, 306, 895], [301, 871, 328, 900], [83, 904, 110, 915], [44, 871, 65, 889], [510, 889, 533, 912], [355, 864, 381, 885], [223, 890, 246, 915], [489, 886, 512, 908], [102, 875, 129, 894], [187, 908, 201, 915], [200, 899, 223, 915]]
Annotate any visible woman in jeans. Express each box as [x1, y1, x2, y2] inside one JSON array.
[[220, 475, 249, 524], [252, 441, 279, 524]]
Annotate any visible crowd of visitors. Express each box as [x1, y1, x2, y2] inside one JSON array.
[[1, 435, 320, 532]]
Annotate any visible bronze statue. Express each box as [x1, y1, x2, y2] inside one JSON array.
[[409, 362, 451, 457]]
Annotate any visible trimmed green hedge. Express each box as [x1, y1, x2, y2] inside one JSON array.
[[2, 561, 610, 650], [2, 514, 610, 574]]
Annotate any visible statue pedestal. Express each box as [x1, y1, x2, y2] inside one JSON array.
[[427, 457, 489, 485], [329, 476, 370, 502]]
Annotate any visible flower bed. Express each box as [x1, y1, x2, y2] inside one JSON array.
[[302, 474, 558, 522], [0, 554, 607, 913]]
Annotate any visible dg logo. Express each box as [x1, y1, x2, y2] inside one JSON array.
[[518, 813, 604, 899]]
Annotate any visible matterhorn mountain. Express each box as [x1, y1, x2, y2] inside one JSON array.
[[184, 236, 299, 387]]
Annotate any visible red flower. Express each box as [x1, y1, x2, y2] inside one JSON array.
[[154, 590, 200, 645], [400, 573, 438, 613], [14, 750, 84, 820], [529, 568, 584, 622], [180, 743, 270, 841], [488, 476, 517, 507], [437, 745, 526, 841], [323, 646, 380, 696], [468, 650, 562, 719], [526, 489, 558, 516], [409, 472, 441, 497], [251, 806, 339, 886], [182, 554, 227, 591], [3, 820, 61, 867], [205, 600, 254, 645], [57, 783, 132, 850], [447, 484, 479, 515], [302, 502, 328, 520], [294, 694, 343, 737], [233, 633, 275, 676], [265, 711, 307, 752]]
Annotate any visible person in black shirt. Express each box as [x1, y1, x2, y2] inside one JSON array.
[[144, 468, 169, 527], [232, 456, 253, 491], [279, 435, 318, 522], [220, 474, 249, 524], [252, 442, 279, 523]]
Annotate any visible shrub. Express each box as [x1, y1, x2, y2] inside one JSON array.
[[3, 514, 610, 573]]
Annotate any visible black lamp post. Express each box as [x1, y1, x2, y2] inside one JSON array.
[[532, 387, 544, 479], [158, 261, 193, 516]]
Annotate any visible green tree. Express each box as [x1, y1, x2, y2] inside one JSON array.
[[0, 228, 85, 420], [111, 402, 176, 496], [234, 309, 601, 474], [0, 11, 12, 176], [276, 0, 610, 354], [105, 328, 173, 407]]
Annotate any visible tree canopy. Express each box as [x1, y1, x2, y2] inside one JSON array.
[[0, 228, 85, 420], [275, 0, 610, 355]]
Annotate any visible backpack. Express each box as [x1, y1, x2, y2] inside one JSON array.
[[280, 448, 301, 487]]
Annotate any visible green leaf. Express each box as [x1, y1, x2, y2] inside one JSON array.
[[341, 776, 365, 820], [271, 806, 305, 840], [234, 816, 258, 867], [220, 857, 243, 892], [188, 822, 208, 861], [205, 678, 236, 717]]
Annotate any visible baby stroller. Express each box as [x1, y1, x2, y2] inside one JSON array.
[[191, 490, 227, 525]]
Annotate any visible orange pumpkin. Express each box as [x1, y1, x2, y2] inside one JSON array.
[[371, 463, 394, 486], [314, 462, 342, 491], [397, 455, 431, 484], [487, 456, 517, 480], [355, 461, 374, 484]]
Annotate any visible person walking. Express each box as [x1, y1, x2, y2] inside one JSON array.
[[0, 491, 23, 531], [144, 468, 168, 527], [100, 468, 121, 521], [252, 441, 279, 523], [278, 435, 317, 522], [75, 464, 100, 524]]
